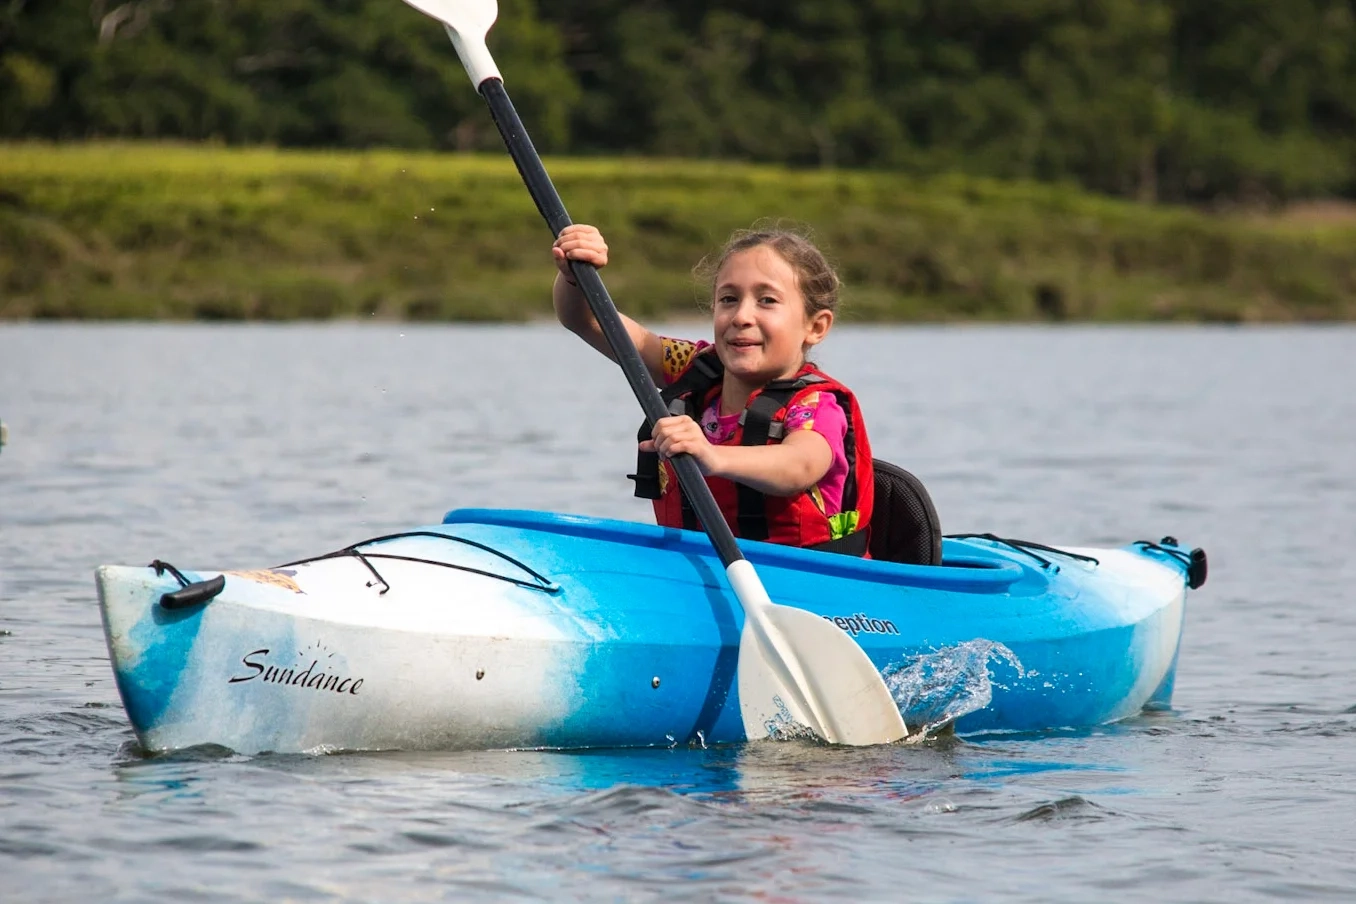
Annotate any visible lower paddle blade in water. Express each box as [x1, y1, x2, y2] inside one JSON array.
[[737, 605, 908, 746]]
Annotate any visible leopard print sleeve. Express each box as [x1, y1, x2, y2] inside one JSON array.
[[658, 337, 711, 385]]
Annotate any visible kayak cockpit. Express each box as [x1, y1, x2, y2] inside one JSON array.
[[441, 508, 1031, 595]]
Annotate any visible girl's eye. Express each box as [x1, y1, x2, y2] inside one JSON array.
[[717, 295, 738, 306], [759, 296, 779, 306]]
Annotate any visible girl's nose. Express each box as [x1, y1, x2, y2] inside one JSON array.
[[732, 297, 756, 325]]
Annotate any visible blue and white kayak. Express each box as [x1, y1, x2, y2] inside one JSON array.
[[95, 508, 1205, 755]]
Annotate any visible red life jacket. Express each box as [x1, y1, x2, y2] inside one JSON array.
[[630, 351, 874, 555]]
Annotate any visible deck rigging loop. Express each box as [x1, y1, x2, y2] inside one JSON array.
[[277, 530, 562, 595], [1134, 538, 1209, 589], [944, 533, 1100, 572]]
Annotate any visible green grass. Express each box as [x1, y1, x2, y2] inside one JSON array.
[[2, 142, 1353, 321]]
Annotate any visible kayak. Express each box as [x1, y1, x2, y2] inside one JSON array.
[[95, 508, 1205, 755]]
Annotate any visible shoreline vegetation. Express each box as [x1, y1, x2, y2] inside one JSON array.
[[2, 143, 1353, 323]]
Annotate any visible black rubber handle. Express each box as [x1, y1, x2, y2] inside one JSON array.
[[159, 574, 227, 610]]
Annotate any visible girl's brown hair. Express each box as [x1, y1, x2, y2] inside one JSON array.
[[696, 226, 841, 318]]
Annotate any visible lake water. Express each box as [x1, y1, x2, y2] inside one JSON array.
[[3, 323, 1355, 902]]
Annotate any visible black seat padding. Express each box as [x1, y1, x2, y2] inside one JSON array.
[[869, 460, 942, 565]]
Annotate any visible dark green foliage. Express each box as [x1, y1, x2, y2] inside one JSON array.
[[536, 0, 1356, 201], [0, 0, 573, 150], [2, 1, 1354, 202]]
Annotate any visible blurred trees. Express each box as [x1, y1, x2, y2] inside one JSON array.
[[2, 0, 1354, 202], [0, 0, 574, 149]]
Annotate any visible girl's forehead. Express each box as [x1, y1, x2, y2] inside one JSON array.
[[715, 245, 798, 287]]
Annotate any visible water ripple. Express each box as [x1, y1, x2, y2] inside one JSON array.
[[1011, 796, 1117, 824], [4, 324, 1356, 902]]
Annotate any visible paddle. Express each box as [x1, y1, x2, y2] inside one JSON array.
[[399, 0, 907, 746]]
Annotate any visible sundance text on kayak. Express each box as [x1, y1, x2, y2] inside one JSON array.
[[228, 647, 365, 695]]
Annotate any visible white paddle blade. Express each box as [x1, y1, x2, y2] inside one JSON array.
[[734, 598, 909, 746], [397, 0, 501, 86]]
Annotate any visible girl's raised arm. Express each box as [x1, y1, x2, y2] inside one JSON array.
[[552, 225, 666, 384]]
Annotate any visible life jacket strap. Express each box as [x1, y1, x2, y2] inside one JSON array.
[[735, 384, 800, 540], [808, 530, 869, 557]]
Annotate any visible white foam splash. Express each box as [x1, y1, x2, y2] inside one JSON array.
[[883, 640, 1024, 738], [763, 719, 819, 742]]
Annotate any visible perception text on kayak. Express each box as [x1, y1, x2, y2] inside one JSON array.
[[823, 613, 900, 636], [228, 648, 364, 695]]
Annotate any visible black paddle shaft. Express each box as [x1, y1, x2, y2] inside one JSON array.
[[478, 78, 744, 567]]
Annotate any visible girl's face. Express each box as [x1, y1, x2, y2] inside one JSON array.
[[712, 245, 833, 386]]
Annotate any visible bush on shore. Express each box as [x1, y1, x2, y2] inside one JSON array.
[[1, 143, 1353, 323]]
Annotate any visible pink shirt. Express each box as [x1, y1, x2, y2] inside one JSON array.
[[659, 338, 851, 516]]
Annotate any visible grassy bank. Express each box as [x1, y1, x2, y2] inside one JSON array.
[[2, 143, 1354, 322]]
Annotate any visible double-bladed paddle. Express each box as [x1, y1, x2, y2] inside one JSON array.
[[398, 0, 907, 746]]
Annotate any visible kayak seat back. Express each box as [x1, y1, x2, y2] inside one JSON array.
[[869, 459, 942, 566]]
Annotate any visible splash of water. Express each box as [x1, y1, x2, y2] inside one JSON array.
[[752, 642, 1022, 744], [883, 640, 1024, 739], [763, 719, 819, 743], [760, 695, 820, 742]]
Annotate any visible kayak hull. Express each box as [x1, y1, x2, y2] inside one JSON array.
[[96, 509, 1195, 754]]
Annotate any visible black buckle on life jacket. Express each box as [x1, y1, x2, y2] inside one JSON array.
[[628, 453, 663, 499]]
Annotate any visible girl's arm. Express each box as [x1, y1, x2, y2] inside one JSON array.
[[553, 224, 667, 385], [642, 417, 834, 496]]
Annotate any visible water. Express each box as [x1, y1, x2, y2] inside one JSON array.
[[3, 323, 1355, 902]]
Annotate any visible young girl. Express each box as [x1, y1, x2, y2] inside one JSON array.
[[552, 224, 874, 554]]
